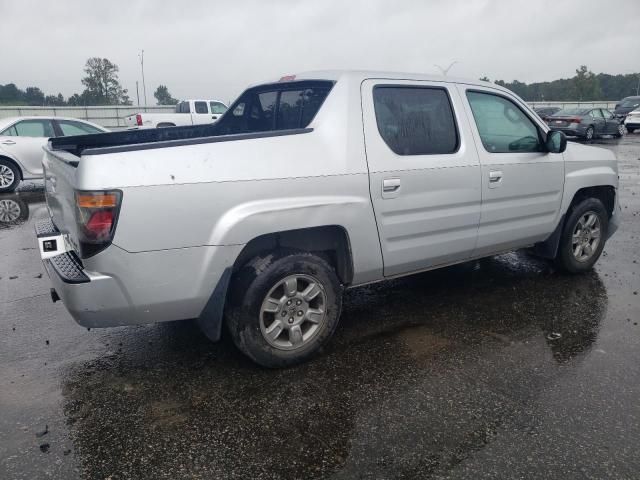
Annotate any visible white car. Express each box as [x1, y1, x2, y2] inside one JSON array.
[[123, 99, 228, 129], [624, 108, 640, 133], [0, 116, 108, 192]]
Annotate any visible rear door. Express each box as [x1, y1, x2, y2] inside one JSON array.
[[589, 109, 606, 135], [192, 100, 212, 125], [362, 79, 482, 277], [458, 85, 564, 257], [0, 119, 56, 175]]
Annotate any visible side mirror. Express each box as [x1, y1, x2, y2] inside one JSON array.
[[546, 130, 567, 154]]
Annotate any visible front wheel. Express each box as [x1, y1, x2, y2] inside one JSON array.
[[0, 159, 20, 193], [627, 127, 635, 134], [555, 198, 608, 273], [225, 251, 343, 368], [614, 124, 625, 138]]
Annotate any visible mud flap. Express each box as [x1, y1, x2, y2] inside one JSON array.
[[196, 267, 232, 342], [533, 214, 565, 259]]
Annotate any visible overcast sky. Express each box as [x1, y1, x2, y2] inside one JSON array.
[[1, 0, 638, 105]]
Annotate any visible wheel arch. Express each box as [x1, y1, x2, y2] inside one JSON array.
[[0, 155, 24, 180], [232, 225, 354, 286]]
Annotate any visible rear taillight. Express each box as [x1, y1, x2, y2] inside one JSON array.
[[75, 191, 122, 258], [569, 117, 582, 124], [136, 114, 142, 126]]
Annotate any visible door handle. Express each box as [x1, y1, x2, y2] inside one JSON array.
[[489, 170, 503, 188], [382, 178, 401, 193], [1, 140, 16, 145]]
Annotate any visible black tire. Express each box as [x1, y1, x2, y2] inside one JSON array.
[[627, 128, 635, 134], [614, 124, 625, 138], [225, 251, 343, 368], [0, 158, 20, 193], [584, 126, 594, 141], [555, 198, 608, 274]]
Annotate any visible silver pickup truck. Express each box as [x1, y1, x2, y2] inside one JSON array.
[[37, 71, 620, 367]]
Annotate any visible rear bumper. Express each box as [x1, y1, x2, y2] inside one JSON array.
[[37, 217, 243, 329], [548, 125, 586, 137]]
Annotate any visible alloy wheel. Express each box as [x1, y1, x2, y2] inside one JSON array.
[[571, 211, 601, 262], [0, 165, 15, 188], [259, 274, 327, 350]]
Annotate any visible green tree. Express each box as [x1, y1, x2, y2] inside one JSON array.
[[573, 65, 601, 100], [24, 87, 45, 105], [80, 57, 131, 105], [154, 85, 178, 105], [45, 93, 66, 106], [479, 76, 491, 82]]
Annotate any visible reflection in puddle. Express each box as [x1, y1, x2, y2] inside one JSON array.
[[60, 253, 607, 479], [0, 191, 44, 229]]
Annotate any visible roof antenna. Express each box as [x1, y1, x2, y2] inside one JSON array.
[[434, 61, 459, 76]]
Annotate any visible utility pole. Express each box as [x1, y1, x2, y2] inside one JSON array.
[[139, 50, 147, 107], [434, 61, 459, 76]]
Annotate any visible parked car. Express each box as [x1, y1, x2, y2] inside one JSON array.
[[613, 96, 640, 118], [624, 107, 640, 133], [37, 71, 620, 367], [533, 106, 561, 121], [546, 108, 625, 140], [124, 99, 228, 129], [0, 116, 108, 193]]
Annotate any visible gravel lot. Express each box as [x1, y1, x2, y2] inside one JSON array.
[[1, 134, 639, 480]]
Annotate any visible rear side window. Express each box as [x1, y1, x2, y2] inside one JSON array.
[[590, 109, 604, 119], [373, 86, 459, 155], [215, 81, 333, 135], [177, 102, 190, 113], [57, 120, 103, 136], [194, 101, 208, 114]]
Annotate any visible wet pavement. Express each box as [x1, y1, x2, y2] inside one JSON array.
[[1, 135, 640, 480]]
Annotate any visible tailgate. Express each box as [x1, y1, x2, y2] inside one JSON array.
[[42, 145, 82, 253]]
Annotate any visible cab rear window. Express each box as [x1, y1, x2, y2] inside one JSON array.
[[215, 81, 333, 135]]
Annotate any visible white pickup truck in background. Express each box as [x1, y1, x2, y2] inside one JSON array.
[[124, 99, 228, 129]]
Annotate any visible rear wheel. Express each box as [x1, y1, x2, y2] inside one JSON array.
[[0, 159, 20, 193], [584, 126, 594, 141], [225, 251, 343, 368], [555, 198, 608, 273]]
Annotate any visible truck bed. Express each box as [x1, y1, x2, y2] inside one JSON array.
[[49, 123, 221, 157]]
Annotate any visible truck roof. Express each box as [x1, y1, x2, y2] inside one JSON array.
[[259, 69, 507, 93]]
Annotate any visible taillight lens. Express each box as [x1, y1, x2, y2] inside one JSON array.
[[75, 190, 122, 258], [136, 114, 142, 126], [569, 117, 582, 124]]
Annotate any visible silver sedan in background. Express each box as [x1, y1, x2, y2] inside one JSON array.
[[0, 116, 108, 192]]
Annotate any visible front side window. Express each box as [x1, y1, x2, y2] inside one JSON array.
[[209, 101, 227, 115], [57, 120, 103, 136], [214, 81, 333, 135], [373, 86, 459, 155], [13, 119, 56, 138], [466, 91, 541, 153], [194, 101, 208, 114]]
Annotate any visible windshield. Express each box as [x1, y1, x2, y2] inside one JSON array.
[[554, 108, 589, 116], [620, 98, 640, 108]]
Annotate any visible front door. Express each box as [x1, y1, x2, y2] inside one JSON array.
[[362, 79, 482, 277], [0, 119, 56, 175], [458, 86, 564, 257], [589, 109, 607, 136]]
